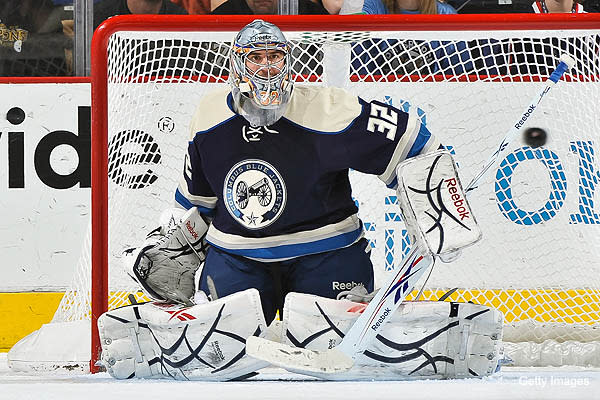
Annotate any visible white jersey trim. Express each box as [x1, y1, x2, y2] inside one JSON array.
[[176, 182, 218, 210], [378, 109, 420, 186], [421, 135, 442, 155], [206, 214, 363, 261]]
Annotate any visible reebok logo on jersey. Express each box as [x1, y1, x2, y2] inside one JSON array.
[[186, 221, 199, 240], [445, 178, 470, 220], [371, 307, 392, 331], [332, 281, 362, 291], [514, 105, 536, 129]]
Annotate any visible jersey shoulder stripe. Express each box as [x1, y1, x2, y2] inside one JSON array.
[[175, 185, 217, 213], [189, 87, 236, 138], [283, 86, 363, 134]]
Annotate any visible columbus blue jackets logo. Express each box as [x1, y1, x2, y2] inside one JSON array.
[[223, 160, 287, 230]]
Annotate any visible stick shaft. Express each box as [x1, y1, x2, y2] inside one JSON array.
[[337, 245, 433, 356], [465, 57, 573, 193]]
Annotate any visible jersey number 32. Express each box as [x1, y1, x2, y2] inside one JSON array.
[[367, 103, 398, 141]]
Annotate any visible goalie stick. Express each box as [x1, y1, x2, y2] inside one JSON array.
[[465, 54, 575, 193], [245, 54, 575, 375]]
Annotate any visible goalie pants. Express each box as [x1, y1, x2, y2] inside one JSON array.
[[199, 238, 374, 323]]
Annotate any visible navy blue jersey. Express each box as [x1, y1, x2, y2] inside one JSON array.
[[176, 86, 440, 261]]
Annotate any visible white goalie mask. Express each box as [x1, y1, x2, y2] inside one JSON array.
[[229, 19, 293, 127]]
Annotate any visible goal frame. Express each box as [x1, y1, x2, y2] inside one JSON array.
[[90, 13, 600, 373]]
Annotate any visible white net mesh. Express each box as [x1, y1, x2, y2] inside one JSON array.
[[57, 18, 600, 367]]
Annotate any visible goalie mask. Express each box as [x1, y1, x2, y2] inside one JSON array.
[[229, 19, 293, 127]]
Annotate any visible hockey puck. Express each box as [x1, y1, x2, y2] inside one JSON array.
[[6, 107, 25, 125], [523, 127, 547, 148]]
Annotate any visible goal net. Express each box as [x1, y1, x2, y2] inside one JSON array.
[[10, 14, 600, 372]]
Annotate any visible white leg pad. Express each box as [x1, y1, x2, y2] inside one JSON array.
[[283, 292, 504, 380], [98, 288, 269, 380]]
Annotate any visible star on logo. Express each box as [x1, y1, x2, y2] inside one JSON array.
[[246, 212, 259, 225]]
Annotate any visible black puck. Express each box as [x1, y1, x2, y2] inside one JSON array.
[[6, 107, 25, 125], [523, 127, 547, 148]]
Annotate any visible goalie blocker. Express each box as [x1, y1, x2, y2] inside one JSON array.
[[395, 149, 482, 260]]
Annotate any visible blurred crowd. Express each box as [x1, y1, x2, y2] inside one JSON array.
[[0, 0, 597, 77]]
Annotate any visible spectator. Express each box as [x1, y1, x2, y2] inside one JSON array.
[[503, 0, 592, 76], [351, 0, 484, 78], [0, 0, 72, 76], [585, 0, 600, 12], [383, 0, 456, 13], [325, 0, 387, 14], [211, 0, 328, 14], [172, 0, 211, 14], [531, 0, 585, 12], [94, 0, 187, 29], [445, 0, 532, 13]]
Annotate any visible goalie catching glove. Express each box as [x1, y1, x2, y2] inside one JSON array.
[[123, 207, 209, 305]]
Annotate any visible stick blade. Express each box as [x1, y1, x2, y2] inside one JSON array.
[[246, 336, 354, 374]]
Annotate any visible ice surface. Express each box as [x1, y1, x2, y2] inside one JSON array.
[[2, 353, 600, 400]]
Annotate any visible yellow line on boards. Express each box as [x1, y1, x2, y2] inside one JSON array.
[[0, 291, 149, 351], [0, 292, 63, 351]]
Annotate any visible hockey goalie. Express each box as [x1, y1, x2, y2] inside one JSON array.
[[97, 19, 503, 381]]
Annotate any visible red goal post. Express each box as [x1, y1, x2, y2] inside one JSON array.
[[29, 14, 600, 373]]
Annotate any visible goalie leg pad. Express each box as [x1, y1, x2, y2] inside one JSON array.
[[282, 292, 503, 380], [395, 150, 482, 259], [98, 288, 269, 380]]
